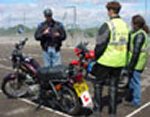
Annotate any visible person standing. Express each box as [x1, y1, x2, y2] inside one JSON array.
[[34, 8, 66, 67], [126, 15, 149, 107], [91, 1, 129, 117]]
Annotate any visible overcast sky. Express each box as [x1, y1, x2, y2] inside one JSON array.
[[0, 0, 149, 28]]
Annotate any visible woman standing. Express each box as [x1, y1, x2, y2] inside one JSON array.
[[127, 15, 149, 107]]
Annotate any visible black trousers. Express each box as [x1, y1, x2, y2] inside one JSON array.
[[91, 63, 122, 115]]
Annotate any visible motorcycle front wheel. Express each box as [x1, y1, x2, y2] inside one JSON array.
[[1, 73, 28, 98]]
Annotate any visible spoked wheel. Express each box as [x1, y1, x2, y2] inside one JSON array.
[[59, 86, 81, 115], [2, 74, 28, 98]]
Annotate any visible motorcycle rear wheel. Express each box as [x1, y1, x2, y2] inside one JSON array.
[[59, 86, 81, 115]]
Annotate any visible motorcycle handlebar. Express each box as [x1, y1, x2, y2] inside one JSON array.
[[76, 42, 89, 52], [15, 38, 28, 50], [20, 38, 28, 46]]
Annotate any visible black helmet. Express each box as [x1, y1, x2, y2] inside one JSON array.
[[43, 8, 52, 17]]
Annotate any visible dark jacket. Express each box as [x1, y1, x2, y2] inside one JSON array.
[[34, 19, 66, 51], [95, 23, 110, 60]]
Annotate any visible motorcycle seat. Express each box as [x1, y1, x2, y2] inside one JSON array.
[[37, 65, 68, 82]]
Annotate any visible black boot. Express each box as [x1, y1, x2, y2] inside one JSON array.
[[91, 83, 103, 117], [108, 76, 118, 116]]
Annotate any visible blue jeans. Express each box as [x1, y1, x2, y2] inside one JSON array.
[[43, 47, 61, 67], [129, 71, 141, 106]]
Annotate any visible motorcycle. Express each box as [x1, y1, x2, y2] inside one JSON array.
[[70, 42, 129, 89], [1, 38, 41, 99], [68, 42, 95, 110], [1, 38, 81, 115], [36, 42, 95, 114], [37, 65, 81, 115]]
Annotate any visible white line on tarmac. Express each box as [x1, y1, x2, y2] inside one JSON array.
[[0, 90, 72, 117], [0, 58, 8, 61], [125, 102, 150, 117], [0, 63, 12, 70], [1, 63, 150, 117], [0, 62, 72, 117], [20, 98, 72, 117]]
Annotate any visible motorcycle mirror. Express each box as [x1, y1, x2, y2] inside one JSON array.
[[17, 25, 25, 35], [83, 41, 89, 46]]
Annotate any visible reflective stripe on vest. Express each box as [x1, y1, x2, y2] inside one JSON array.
[[97, 18, 129, 67], [129, 29, 148, 70]]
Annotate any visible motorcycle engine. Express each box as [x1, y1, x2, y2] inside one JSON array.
[[28, 84, 40, 99]]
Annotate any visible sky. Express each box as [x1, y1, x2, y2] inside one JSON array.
[[0, 0, 36, 4], [0, 0, 149, 28]]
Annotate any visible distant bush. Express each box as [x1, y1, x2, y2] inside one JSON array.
[[67, 27, 98, 38], [0, 24, 35, 36], [84, 27, 98, 38], [0, 24, 99, 38]]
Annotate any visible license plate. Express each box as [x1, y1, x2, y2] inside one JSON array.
[[73, 81, 89, 97]]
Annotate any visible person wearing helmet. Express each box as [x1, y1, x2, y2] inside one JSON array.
[[90, 1, 129, 117], [34, 8, 66, 67]]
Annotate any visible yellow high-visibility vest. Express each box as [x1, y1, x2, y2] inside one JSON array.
[[129, 29, 148, 70], [97, 18, 129, 67]]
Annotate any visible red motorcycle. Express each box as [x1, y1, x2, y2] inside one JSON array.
[[71, 42, 95, 67], [68, 42, 95, 109], [70, 42, 129, 89]]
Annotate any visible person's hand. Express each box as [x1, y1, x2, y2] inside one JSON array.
[[53, 32, 60, 37], [43, 28, 50, 35]]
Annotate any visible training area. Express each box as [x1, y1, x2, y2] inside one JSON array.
[[0, 34, 149, 117], [0, 0, 150, 117]]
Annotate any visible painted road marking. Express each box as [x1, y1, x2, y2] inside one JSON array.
[[0, 63, 150, 117], [0, 58, 8, 62], [0, 63, 72, 117], [0, 64, 12, 70], [0, 90, 72, 117], [0, 63, 12, 70], [20, 98, 72, 117], [126, 102, 150, 117], [0, 61, 72, 117]]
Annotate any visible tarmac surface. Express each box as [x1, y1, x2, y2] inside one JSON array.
[[0, 43, 149, 117]]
